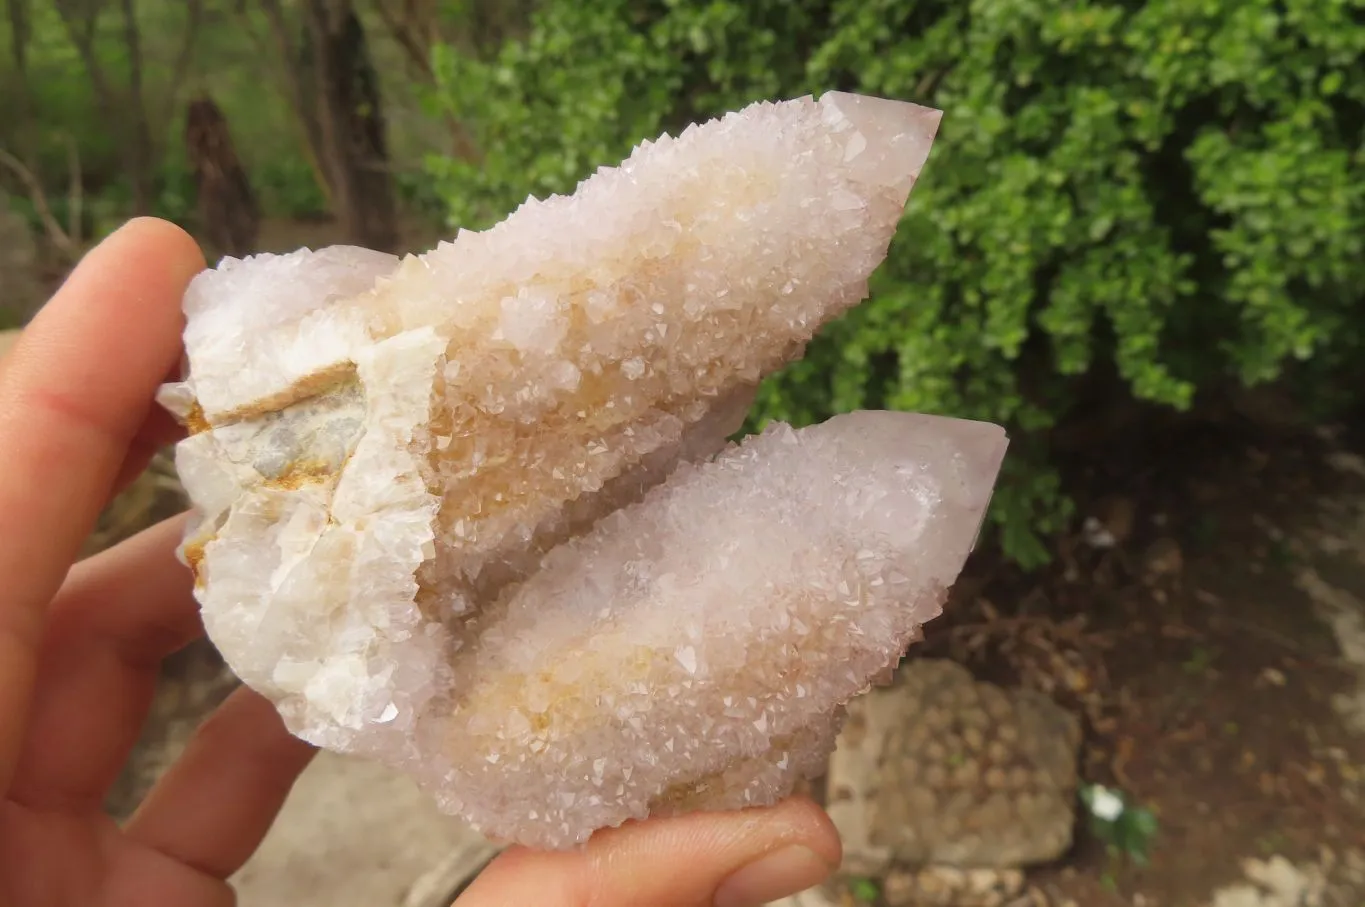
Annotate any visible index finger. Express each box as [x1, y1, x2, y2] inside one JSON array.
[[0, 217, 203, 790]]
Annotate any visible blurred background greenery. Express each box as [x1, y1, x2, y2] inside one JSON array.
[[1, 0, 1362, 566]]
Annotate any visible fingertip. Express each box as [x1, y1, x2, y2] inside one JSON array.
[[113, 217, 207, 275], [588, 795, 841, 870], [30, 216, 203, 345], [53, 218, 204, 306], [456, 796, 842, 907], [751, 795, 842, 870]]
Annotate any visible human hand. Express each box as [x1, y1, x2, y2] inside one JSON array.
[[0, 217, 318, 905], [0, 218, 841, 907]]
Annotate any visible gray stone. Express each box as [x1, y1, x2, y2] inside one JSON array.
[[826, 659, 1080, 874], [103, 640, 500, 907], [231, 751, 499, 907], [882, 865, 1026, 907]]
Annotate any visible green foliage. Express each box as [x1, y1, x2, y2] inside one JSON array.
[[427, 0, 1365, 565], [848, 876, 881, 904], [426, 0, 680, 227], [0, 1, 392, 230], [1081, 782, 1159, 873], [251, 158, 330, 221], [0, 2, 206, 192]]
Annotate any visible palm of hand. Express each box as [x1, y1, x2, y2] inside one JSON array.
[[3, 646, 302, 906]]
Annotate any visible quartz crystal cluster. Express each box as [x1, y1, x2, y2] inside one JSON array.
[[159, 91, 1010, 849]]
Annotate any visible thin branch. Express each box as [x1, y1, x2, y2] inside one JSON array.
[[0, 147, 76, 258], [257, 0, 306, 108], [371, 0, 432, 79], [160, 0, 205, 128], [252, 0, 334, 200], [5, 0, 30, 68], [6, 0, 34, 164], [53, 0, 118, 116], [65, 134, 83, 247], [368, 0, 482, 163], [232, 2, 295, 100], [121, 0, 144, 113], [52, 0, 97, 47]]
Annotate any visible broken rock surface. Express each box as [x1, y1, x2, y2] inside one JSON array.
[[826, 659, 1081, 874], [161, 91, 1008, 849]]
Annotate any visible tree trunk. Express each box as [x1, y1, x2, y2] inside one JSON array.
[[5, 0, 34, 166], [185, 96, 260, 259], [53, 0, 156, 214], [367, 0, 532, 165], [303, 0, 398, 252], [253, 0, 332, 205], [118, 0, 154, 212]]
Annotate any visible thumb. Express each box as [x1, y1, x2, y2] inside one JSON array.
[[453, 797, 841, 907]]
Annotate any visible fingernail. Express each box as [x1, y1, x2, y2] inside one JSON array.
[[713, 845, 832, 907]]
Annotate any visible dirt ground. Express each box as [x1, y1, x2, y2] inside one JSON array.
[[903, 404, 1365, 906], [7, 217, 1364, 905]]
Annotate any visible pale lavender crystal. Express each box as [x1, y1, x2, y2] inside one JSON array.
[[155, 91, 1005, 850], [416, 411, 1006, 847]]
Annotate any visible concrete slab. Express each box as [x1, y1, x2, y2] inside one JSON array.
[[232, 752, 498, 907]]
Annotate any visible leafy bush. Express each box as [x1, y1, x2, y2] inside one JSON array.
[[1081, 782, 1159, 880], [426, 0, 1365, 566], [250, 157, 331, 221]]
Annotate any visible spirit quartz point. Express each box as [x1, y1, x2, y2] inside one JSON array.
[[159, 92, 1007, 849]]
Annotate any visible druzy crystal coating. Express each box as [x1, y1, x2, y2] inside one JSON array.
[[159, 92, 1009, 848]]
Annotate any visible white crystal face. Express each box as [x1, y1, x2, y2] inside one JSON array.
[[160, 92, 1005, 849], [421, 412, 1007, 846]]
